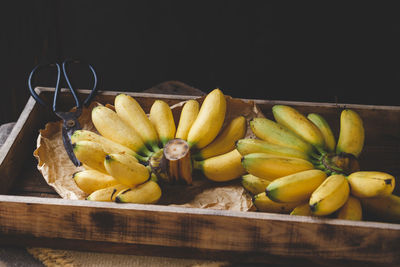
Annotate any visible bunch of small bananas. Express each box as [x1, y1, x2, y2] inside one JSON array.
[[238, 105, 399, 222], [71, 88, 250, 203]]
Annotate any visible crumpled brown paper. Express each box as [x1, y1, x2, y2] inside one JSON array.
[[34, 95, 264, 211]]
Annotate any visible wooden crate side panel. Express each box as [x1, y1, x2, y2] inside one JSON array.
[[0, 196, 399, 265]]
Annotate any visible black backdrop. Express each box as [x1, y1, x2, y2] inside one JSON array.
[[1, 1, 400, 124]]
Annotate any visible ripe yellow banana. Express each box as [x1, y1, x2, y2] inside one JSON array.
[[104, 153, 150, 187], [73, 140, 108, 173], [250, 118, 313, 155], [73, 169, 118, 194], [187, 88, 226, 149], [194, 116, 246, 160], [114, 94, 160, 152], [360, 194, 400, 223], [86, 184, 130, 202], [241, 153, 314, 181], [92, 105, 151, 156], [241, 174, 271, 195], [149, 100, 176, 147], [193, 149, 245, 182], [266, 169, 327, 203], [71, 130, 148, 163], [272, 105, 325, 150], [175, 99, 199, 140], [347, 171, 395, 198], [307, 113, 336, 153], [336, 109, 364, 158], [337, 196, 362, 221], [253, 192, 300, 214], [235, 138, 310, 160], [290, 203, 313, 216], [309, 174, 350, 216], [115, 180, 162, 204]]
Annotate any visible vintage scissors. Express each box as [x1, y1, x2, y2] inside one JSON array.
[[28, 59, 98, 166]]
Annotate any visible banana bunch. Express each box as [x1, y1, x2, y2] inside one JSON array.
[[71, 88, 251, 204], [239, 104, 399, 222]]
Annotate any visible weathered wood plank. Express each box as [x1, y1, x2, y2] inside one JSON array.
[[0, 195, 399, 265]]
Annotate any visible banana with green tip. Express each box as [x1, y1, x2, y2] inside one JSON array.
[[241, 153, 314, 181], [336, 109, 364, 157], [266, 169, 327, 203], [347, 171, 395, 198], [175, 99, 199, 140], [235, 138, 310, 160], [114, 94, 160, 152], [187, 88, 226, 149], [71, 130, 148, 163], [193, 149, 245, 182], [73, 169, 119, 194], [249, 118, 313, 155], [115, 180, 162, 204], [360, 194, 400, 223], [104, 153, 150, 187], [91, 105, 151, 156], [253, 192, 300, 214], [73, 140, 108, 173], [309, 174, 350, 216], [307, 113, 336, 153], [194, 116, 246, 160], [241, 174, 271, 195], [149, 100, 176, 147], [87, 184, 130, 202], [272, 105, 325, 151], [337, 196, 362, 221]]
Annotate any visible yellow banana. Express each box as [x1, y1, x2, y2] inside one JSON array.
[[104, 153, 150, 187], [194, 116, 246, 160], [241, 153, 314, 181], [307, 113, 336, 153], [114, 94, 160, 152], [360, 194, 400, 223], [309, 174, 350, 216], [92, 105, 151, 156], [266, 169, 327, 203], [241, 174, 271, 195], [193, 149, 245, 182], [347, 171, 395, 198], [86, 184, 130, 202], [253, 192, 300, 214], [249, 118, 313, 154], [73, 169, 118, 194], [187, 88, 226, 149], [290, 203, 313, 216], [149, 100, 176, 147], [73, 140, 107, 173], [337, 196, 362, 221], [115, 180, 162, 204], [71, 130, 148, 163], [235, 138, 310, 160], [336, 109, 364, 157], [272, 105, 325, 150], [175, 99, 199, 140]]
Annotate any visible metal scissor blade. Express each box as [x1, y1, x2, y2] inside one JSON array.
[[62, 125, 81, 167]]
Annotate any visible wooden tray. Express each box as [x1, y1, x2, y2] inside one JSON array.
[[1, 87, 400, 266]]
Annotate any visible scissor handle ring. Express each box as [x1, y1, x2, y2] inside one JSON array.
[[62, 59, 98, 107], [28, 63, 61, 110]]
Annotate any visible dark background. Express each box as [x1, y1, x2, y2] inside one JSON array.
[[1, 1, 400, 124]]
